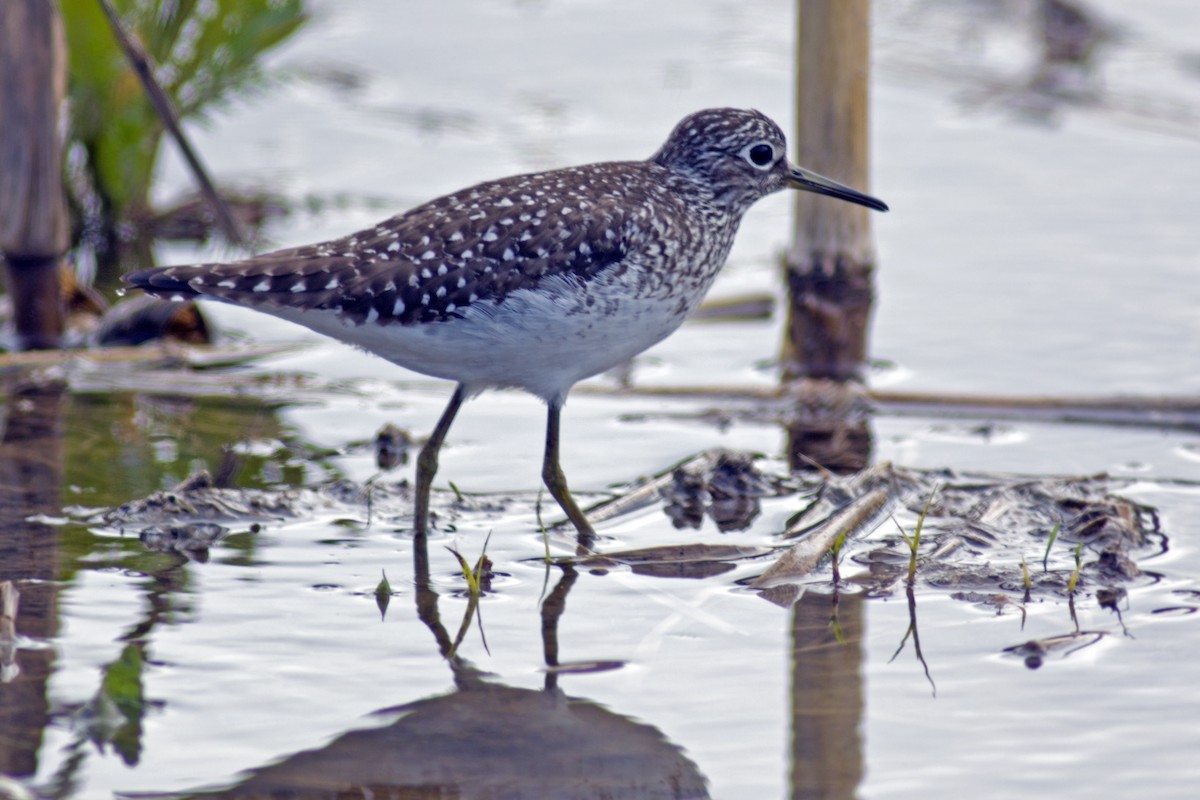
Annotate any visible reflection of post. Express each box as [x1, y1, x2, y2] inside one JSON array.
[[790, 591, 865, 799], [0, 379, 66, 778], [785, 378, 872, 473]]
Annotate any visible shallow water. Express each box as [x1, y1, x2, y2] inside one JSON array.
[[5, 0, 1200, 797], [4, 387, 1200, 799]]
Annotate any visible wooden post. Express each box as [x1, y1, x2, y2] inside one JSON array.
[[0, 0, 69, 350], [783, 0, 877, 473], [783, 0, 877, 382]]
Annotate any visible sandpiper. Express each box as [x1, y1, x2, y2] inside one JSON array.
[[126, 107, 887, 539]]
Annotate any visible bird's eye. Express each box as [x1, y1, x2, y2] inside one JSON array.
[[744, 142, 775, 168]]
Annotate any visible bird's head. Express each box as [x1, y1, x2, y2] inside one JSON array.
[[653, 107, 888, 214]]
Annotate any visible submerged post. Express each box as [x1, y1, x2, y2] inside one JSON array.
[[783, 0, 877, 382], [0, 0, 69, 350]]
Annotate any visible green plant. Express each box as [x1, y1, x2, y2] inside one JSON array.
[[62, 0, 307, 259], [445, 534, 493, 659], [1042, 522, 1060, 572], [829, 525, 850, 584], [1067, 541, 1084, 596], [446, 531, 492, 599], [895, 486, 938, 585]]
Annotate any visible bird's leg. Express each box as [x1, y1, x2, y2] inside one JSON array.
[[414, 385, 466, 537], [542, 401, 597, 547]]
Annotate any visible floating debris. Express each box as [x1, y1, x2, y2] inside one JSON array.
[[374, 423, 411, 470], [139, 522, 231, 562], [661, 450, 789, 532], [107, 454, 1168, 623]]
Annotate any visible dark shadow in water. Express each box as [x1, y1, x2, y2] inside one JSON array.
[[160, 536, 710, 800], [0, 378, 65, 780]]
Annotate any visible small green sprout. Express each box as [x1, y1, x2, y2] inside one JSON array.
[[1042, 522, 1060, 572], [1067, 541, 1084, 596], [829, 526, 851, 585], [895, 486, 938, 585], [374, 570, 391, 619], [446, 531, 492, 599]]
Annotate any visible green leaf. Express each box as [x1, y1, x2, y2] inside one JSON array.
[[374, 569, 391, 619], [1042, 522, 1060, 572]]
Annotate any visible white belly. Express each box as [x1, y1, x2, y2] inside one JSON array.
[[270, 267, 709, 405]]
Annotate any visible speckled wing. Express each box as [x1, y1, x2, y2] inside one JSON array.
[[125, 161, 651, 327]]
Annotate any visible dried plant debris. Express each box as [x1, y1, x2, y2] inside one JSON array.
[[95, 295, 211, 347], [106, 456, 1167, 614], [374, 423, 411, 470], [1003, 631, 1106, 670], [660, 450, 791, 532], [848, 469, 1162, 600], [107, 470, 321, 525], [752, 486, 892, 592], [139, 522, 230, 562], [583, 450, 796, 528]]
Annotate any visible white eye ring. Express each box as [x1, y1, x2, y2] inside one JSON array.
[[741, 141, 776, 170]]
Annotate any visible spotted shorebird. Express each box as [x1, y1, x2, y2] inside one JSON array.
[[126, 108, 887, 540]]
